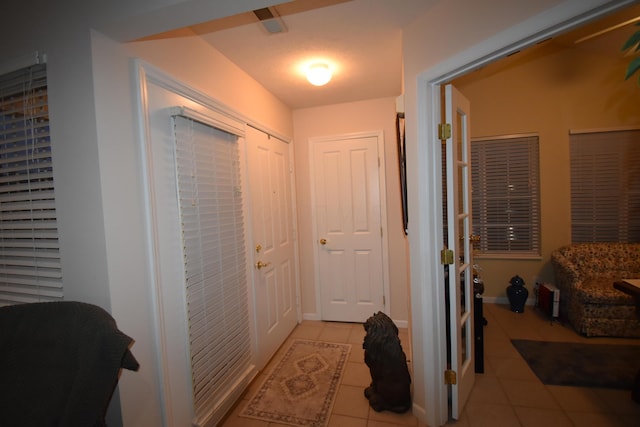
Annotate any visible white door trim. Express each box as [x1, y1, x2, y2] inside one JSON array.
[[133, 59, 301, 426], [308, 130, 390, 320], [408, 2, 634, 426]]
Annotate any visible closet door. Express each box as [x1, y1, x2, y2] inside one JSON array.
[[246, 126, 298, 369]]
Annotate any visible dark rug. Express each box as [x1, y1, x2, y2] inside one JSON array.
[[512, 339, 640, 389]]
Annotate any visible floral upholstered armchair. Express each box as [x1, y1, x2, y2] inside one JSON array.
[[551, 243, 640, 338]]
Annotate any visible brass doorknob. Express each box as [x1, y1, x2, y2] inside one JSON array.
[[255, 261, 270, 269], [320, 238, 327, 245]]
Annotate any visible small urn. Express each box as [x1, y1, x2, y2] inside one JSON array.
[[506, 275, 528, 313]]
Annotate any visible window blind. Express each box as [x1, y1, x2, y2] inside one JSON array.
[[173, 115, 252, 425], [471, 135, 540, 256], [570, 129, 640, 243], [0, 63, 62, 306]]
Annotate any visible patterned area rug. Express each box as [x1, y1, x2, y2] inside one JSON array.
[[512, 339, 640, 389], [240, 339, 351, 427]]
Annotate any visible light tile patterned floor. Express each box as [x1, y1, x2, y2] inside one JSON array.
[[221, 304, 640, 426]]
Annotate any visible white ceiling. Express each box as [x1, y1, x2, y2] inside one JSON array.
[[190, 0, 436, 109], [154, 0, 639, 110]]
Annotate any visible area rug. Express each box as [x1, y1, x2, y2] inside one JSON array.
[[240, 339, 352, 427], [512, 339, 640, 389]]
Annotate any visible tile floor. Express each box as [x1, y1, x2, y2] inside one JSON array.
[[221, 303, 640, 426]]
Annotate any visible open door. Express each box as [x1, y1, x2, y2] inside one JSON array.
[[443, 84, 475, 419]]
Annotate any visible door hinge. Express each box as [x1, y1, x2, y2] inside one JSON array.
[[438, 123, 451, 140], [444, 369, 457, 385], [380, 227, 383, 237], [383, 295, 386, 306], [441, 248, 454, 265]]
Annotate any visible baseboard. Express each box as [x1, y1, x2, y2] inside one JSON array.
[[482, 296, 535, 306], [302, 313, 321, 321], [394, 319, 409, 328], [411, 402, 427, 423], [302, 312, 408, 328]]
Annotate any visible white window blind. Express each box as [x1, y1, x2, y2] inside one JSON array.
[[173, 115, 252, 425], [471, 135, 540, 256], [570, 129, 640, 243], [0, 62, 62, 306]]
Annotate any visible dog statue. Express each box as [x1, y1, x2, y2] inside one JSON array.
[[362, 311, 411, 413]]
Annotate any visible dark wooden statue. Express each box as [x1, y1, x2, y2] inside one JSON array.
[[362, 311, 412, 413]]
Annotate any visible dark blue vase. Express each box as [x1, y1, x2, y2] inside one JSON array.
[[507, 275, 528, 313]]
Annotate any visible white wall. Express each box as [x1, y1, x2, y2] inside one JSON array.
[[293, 98, 410, 324]]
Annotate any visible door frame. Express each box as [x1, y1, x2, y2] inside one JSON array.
[[308, 130, 390, 320], [134, 60, 301, 425], [408, 2, 634, 426]]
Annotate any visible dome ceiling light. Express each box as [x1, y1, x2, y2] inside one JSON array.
[[306, 63, 332, 86]]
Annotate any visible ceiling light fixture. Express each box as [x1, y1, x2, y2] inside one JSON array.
[[306, 63, 332, 86]]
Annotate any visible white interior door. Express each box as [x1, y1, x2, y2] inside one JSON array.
[[247, 126, 298, 369], [311, 132, 387, 322], [444, 84, 475, 419]]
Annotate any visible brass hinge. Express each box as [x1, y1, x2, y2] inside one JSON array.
[[444, 369, 457, 385], [438, 123, 451, 140], [440, 248, 454, 265]]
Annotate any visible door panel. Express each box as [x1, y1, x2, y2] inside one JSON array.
[[312, 134, 386, 322], [444, 84, 475, 419], [247, 127, 298, 369]]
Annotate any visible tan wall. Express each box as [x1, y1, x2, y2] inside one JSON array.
[[453, 43, 640, 299], [293, 97, 410, 323]]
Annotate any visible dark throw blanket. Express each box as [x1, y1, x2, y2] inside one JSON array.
[[0, 301, 139, 427]]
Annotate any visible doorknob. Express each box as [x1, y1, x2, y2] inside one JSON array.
[[319, 238, 327, 245], [255, 260, 271, 270]]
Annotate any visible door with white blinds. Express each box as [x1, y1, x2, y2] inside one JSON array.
[[0, 62, 62, 306], [172, 114, 254, 427]]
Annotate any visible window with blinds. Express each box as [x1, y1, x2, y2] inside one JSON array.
[[172, 115, 252, 425], [0, 62, 62, 306], [471, 134, 540, 257], [570, 129, 640, 243]]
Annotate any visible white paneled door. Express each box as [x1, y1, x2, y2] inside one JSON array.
[[311, 132, 387, 322], [247, 126, 298, 369]]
